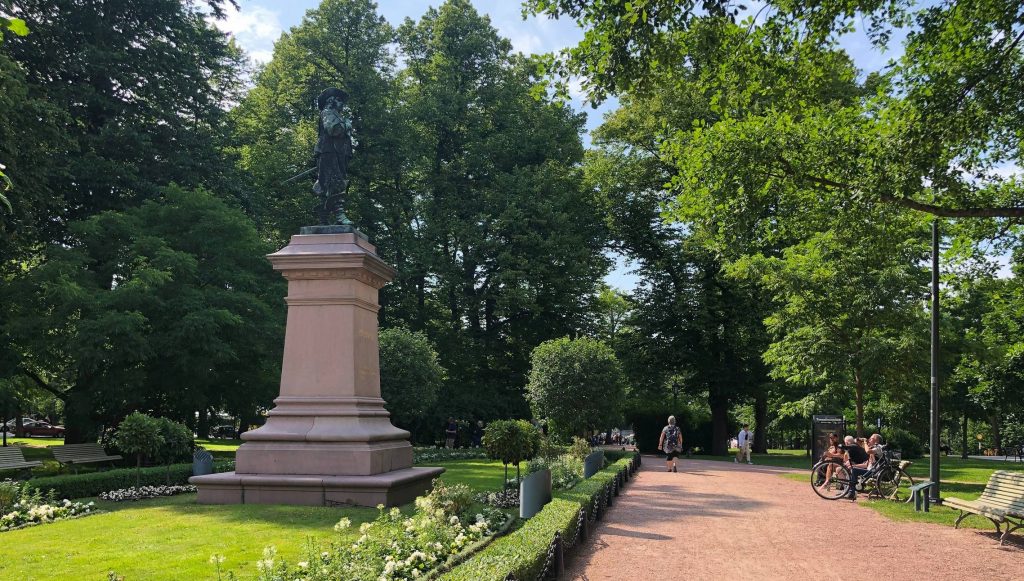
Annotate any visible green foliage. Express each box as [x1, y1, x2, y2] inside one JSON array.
[[235, 0, 608, 422], [379, 327, 445, 435], [883, 427, 923, 460], [567, 436, 592, 461], [482, 420, 540, 469], [112, 413, 164, 464], [153, 417, 195, 466], [27, 464, 196, 500], [526, 338, 626, 441], [526, 453, 583, 489], [443, 455, 636, 581], [3, 187, 283, 441], [0, 16, 29, 39]]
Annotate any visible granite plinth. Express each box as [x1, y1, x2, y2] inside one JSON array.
[[190, 467, 444, 507], [191, 231, 442, 507]]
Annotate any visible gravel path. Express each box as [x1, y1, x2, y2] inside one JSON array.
[[568, 457, 1022, 581]]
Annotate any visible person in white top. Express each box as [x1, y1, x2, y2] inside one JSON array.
[[735, 424, 753, 465]]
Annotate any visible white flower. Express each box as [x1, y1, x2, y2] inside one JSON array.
[[209, 554, 226, 565], [376, 503, 385, 510], [334, 517, 352, 531], [297, 561, 308, 568], [359, 522, 372, 534]]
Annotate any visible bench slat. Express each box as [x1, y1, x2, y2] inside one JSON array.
[[52, 443, 121, 466]]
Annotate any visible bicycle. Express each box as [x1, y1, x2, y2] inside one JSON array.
[[811, 444, 914, 501]]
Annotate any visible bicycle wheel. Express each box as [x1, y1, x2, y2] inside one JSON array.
[[811, 460, 852, 500], [875, 466, 914, 501]]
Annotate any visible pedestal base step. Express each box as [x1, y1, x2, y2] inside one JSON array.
[[190, 466, 444, 507]]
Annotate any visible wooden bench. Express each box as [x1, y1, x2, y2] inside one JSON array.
[[51, 443, 122, 473], [946, 470, 1024, 545], [0, 446, 43, 475]]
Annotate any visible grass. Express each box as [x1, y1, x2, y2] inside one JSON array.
[[0, 458, 507, 580], [774, 453, 1023, 531]]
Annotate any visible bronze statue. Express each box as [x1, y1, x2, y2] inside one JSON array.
[[312, 88, 355, 225]]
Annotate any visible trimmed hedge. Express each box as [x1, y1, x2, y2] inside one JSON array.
[[442, 454, 637, 581], [27, 461, 232, 500]]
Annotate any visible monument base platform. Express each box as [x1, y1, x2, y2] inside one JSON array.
[[190, 466, 444, 507]]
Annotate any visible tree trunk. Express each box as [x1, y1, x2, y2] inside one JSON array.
[[961, 408, 969, 460], [710, 399, 729, 456], [196, 408, 210, 439], [853, 370, 865, 438], [990, 413, 1002, 455], [753, 394, 768, 453], [63, 390, 99, 444], [14, 412, 24, 438]]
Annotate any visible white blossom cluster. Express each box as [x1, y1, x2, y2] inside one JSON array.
[[250, 485, 509, 581], [474, 488, 520, 509], [1, 498, 96, 532], [99, 485, 198, 502]]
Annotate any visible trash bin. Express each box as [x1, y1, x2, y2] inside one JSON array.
[[193, 448, 213, 476]]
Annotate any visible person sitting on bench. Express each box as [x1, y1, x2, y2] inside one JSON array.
[[840, 436, 870, 499]]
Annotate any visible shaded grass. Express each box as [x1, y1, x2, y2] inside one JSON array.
[[781, 469, 1004, 531], [0, 458, 507, 580]]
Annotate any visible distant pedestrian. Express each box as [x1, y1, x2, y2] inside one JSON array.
[[445, 417, 458, 449], [736, 424, 753, 465], [472, 420, 484, 448], [659, 415, 683, 473]]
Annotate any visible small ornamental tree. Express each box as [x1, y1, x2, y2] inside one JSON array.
[[154, 417, 195, 483], [482, 419, 541, 487], [526, 337, 627, 442], [379, 328, 445, 435], [112, 412, 164, 485]]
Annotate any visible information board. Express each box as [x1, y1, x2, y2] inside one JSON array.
[[811, 415, 846, 465]]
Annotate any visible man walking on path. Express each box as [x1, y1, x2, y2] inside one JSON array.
[[736, 424, 753, 464]]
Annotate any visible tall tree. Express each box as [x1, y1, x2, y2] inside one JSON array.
[[527, 0, 1024, 224], [1, 187, 283, 442]]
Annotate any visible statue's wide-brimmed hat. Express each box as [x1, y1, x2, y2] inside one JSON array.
[[316, 87, 349, 109]]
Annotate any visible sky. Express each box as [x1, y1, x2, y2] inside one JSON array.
[[215, 1, 1011, 287]]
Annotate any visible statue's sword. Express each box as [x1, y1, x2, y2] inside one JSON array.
[[280, 167, 316, 185]]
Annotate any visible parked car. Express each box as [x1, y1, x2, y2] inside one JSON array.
[[2, 418, 44, 434], [210, 424, 237, 439], [21, 420, 66, 438]]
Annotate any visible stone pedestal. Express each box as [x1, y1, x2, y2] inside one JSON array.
[[191, 232, 443, 506]]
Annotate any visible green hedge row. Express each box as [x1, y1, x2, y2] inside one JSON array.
[[27, 461, 232, 500], [442, 453, 637, 581]]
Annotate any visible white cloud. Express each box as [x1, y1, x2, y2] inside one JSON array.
[[214, 3, 284, 64]]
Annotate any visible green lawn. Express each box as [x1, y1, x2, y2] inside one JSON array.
[[774, 454, 1023, 531], [0, 458, 507, 580]]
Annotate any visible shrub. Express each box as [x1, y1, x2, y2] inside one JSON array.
[[536, 437, 568, 460], [27, 460, 232, 499], [482, 420, 541, 485], [526, 337, 626, 442], [883, 427, 924, 459], [379, 328, 445, 435], [567, 436, 592, 460], [112, 412, 164, 484], [527, 453, 583, 489], [443, 454, 637, 581]]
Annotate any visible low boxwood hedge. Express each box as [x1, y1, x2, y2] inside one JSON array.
[[27, 461, 232, 500], [442, 454, 637, 581]]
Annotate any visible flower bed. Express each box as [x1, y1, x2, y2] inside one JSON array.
[[441, 453, 639, 581], [99, 484, 197, 502], [412, 447, 490, 463], [243, 479, 511, 581], [1, 481, 98, 532], [475, 488, 519, 509], [26, 460, 233, 500]]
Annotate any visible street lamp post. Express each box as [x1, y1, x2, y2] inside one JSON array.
[[930, 219, 942, 502]]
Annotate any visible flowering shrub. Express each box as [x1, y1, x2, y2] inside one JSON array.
[[99, 484, 197, 502], [0, 483, 97, 532], [474, 488, 519, 509], [246, 480, 508, 581], [412, 447, 489, 463], [527, 453, 584, 489]]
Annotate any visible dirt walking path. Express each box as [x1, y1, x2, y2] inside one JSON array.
[[568, 457, 1022, 581]]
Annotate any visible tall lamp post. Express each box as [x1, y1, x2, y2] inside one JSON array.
[[930, 219, 942, 502]]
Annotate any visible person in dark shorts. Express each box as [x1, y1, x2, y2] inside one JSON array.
[[659, 415, 684, 472], [840, 435, 870, 498]]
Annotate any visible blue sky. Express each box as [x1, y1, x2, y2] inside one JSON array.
[[218, 1, 1009, 287]]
